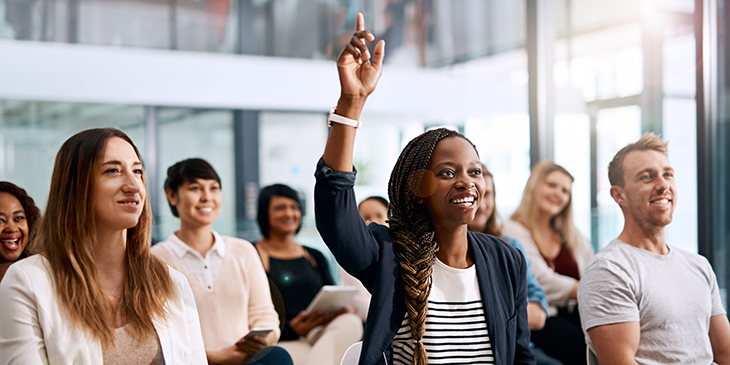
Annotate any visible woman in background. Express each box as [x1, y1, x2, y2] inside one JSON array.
[[255, 183, 362, 365], [0, 181, 40, 282], [467, 166, 561, 365], [339, 196, 389, 323], [152, 158, 290, 365], [0, 128, 206, 364], [503, 160, 594, 365]]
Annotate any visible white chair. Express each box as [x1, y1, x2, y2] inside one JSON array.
[[339, 341, 363, 365], [587, 347, 599, 365]]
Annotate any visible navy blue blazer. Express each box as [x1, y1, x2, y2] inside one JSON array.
[[314, 158, 535, 365]]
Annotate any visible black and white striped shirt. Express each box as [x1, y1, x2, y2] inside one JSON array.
[[392, 259, 494, 365]]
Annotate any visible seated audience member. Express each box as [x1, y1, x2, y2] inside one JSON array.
[[151, 158, 291, 365], [339, 196, 387, 322], [467, 166, 561, 365], [578, 133, 730, 364], [503, 160, 594, 365], [255, 183, 362, 365], [315, 13, 534, 364], [0, 181, 41, 282], [0, 128, 206, 364]]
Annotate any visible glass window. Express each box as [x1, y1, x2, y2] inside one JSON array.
[[0, 100, 145, 210], [157, 108, 236, 241], [595, 105, 641, 248]]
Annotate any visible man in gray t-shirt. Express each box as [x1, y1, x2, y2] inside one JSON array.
[[577, 133, 730, 364]]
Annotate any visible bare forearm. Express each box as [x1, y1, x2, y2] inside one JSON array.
[[322, 96, 365, 172], [526, 302, 546, 330]]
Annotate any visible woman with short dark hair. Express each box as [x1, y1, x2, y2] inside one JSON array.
[[152, 158, 291, 365]]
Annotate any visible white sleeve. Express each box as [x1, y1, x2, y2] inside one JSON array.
[[578, 257, 640, 331], [0, 264, 49, 364], [503, 220, 577, 307], [179, 274, 207, 364]]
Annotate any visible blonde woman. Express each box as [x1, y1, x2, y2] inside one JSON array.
[[0, 128, 206, 364], [503, 160, 593, 365]]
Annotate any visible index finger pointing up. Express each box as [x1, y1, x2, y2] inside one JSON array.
[[357, 12, 364, 31]]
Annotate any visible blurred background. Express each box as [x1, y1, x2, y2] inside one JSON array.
[[0, 0, 728, 305]]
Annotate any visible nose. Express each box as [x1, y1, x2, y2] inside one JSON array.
[[121, 170, 142, 194], [655, 175, 670, 192], [455, 172, 475, 189], [3, 219, 18, 232], [200, 188, 210, 201]]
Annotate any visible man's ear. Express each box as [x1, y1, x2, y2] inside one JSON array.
[[610, 185, 625, 206], [165, 188, 178, 206]]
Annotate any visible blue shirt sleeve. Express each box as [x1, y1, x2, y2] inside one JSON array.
[[506, 236, 549, 316]]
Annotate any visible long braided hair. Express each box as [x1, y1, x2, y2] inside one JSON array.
[[387, 127, 477, 364]]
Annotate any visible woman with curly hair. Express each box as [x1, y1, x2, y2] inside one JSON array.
[[0, 181, 41, 282], [314, 13, 533, 365], [0, 128, 206, 364]]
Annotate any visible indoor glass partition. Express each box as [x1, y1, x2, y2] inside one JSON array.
[[0, 99, 145, 209]]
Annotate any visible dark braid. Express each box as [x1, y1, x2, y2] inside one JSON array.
[[387, 128, 474, 364]]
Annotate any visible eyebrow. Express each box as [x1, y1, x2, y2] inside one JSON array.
[[101, 160, 143, 166], [433, 160, 482, 168], [0, 210, 24, 216]]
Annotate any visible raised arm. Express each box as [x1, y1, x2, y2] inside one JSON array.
[[322, 12, 385, 172]]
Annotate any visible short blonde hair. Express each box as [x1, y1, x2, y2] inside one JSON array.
[[608, 132, 668, 187]]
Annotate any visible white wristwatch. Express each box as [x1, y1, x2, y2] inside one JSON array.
[[328, 107, 361, 129]]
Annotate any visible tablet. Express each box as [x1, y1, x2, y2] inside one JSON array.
[[305, 285, 360, 313]]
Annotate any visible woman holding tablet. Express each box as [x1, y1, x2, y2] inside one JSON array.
[[314, 13, 533, 365], [0, 128, 206, 364], [255, 183, 362, 365]]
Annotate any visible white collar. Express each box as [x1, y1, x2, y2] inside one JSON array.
[[165, 229, 226, 259]]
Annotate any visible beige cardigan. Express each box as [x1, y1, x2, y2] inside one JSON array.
[[502, 219, 594, 317], [152, 234, 280, 352]]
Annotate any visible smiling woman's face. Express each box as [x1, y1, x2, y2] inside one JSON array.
[[422, 137, 486, 232], [268, 195, 302, 235], [0, 192, 28, 264], [93, 137, 146, 233]]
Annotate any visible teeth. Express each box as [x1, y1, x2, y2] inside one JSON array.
[[450, 197, 475, 206], [652, 199, 669, 204], [199, 207, 213, 212], [1, 239, 19, 249], [122, 201, 138, 206]]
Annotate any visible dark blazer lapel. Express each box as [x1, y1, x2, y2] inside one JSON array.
[[469, 231, 503, 364]]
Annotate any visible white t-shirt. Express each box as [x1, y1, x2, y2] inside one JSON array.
[[578, 239, 726, 365], [392, 258, 495, 365]]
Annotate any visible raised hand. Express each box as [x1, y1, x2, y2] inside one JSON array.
[[336, 13, 385, 108]]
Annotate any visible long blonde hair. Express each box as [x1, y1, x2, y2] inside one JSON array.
[[32, 128, 174, 348], [510, 160, 581, 253]]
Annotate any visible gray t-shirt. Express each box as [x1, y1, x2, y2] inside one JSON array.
[[578, 239, 726, 365]]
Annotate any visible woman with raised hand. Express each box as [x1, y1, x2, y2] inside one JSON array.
[[0, 128, 206, 364], [314, 13, 533, 365], [0, 181, 41, 282], [503, 160, 594, 365], [255, 183, 362, 365], [151, 158, 291, 365]]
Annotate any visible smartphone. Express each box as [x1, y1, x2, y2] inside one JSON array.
[[240, 328, 274, 341]]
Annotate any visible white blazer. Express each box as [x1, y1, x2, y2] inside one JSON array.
[[0, 255, 207, 365]]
